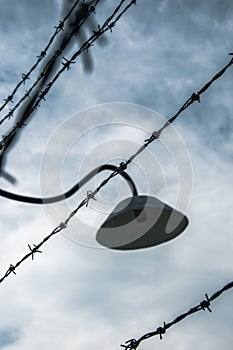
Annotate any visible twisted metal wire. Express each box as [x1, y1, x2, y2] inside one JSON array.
[[0, 0, 82, 117], [0, 0, 101, 128], [0, 0, 133, 128], [121, 281, 233, 349], [0, 0, 135, 181], [0, 53, 232, 285]]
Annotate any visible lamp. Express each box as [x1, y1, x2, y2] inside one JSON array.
[[0, 164, 188, 250], [96, 195, 188, 250]]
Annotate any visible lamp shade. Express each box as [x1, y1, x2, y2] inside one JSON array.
[[96, 195, 188, 250]]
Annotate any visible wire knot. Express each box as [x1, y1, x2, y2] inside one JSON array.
[[55, 20, 64, 31], [89, 5, 96, 13], [93, 25, 102, 37], [157, 322, 166, 339], [25, 90, 30, 98], [86, 190, 97, 207], [145, 129, 161, 143], [152, 129, 162, 139], [9, 264, 16, 275], [59, 222, 67, 230], [108, 22, 115, 32], [118, 162, 127, 173], [8, 109, 14, 119], [37, 50, 46, 59], [200, 293, 212, 312], [22, 73, 30, 84], [28, 244, 42, 260], [62, 57, 76, 71], [16, 122, 27, 129], [121, 338, 139, 350], [39, 90, 47, 101], [4, 95, 13, 104], [191, 92, 200, 103]]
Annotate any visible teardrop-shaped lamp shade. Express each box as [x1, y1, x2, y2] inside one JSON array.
[[96, 195, 189, 250]]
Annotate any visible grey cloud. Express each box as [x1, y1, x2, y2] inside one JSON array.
[[0, 328, 20, 348], [0, 67, 17, 83], [0, 1, 232, 350], [0, 0, 58, 31]]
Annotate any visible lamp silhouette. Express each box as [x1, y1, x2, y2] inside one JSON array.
[[96, 195, 188, 250], [0, 164, 188, 250]]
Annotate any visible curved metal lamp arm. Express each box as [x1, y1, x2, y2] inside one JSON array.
[[0, 164, 138, 204]]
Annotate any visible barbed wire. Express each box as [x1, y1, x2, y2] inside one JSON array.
[[0, 0, 102, 128], [0, 0, 82, 117], [121, 280, 233, 349], [0, 0, 135, 182], [0, 0, 133, 130], [0, 53, 232, 286]]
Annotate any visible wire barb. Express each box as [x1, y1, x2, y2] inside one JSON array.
[[4, 95, 13, 104], [54, 20, 65, 31], [93, 24, 102, 37], [16, 122, 27, 129], [59, 222, 67, 230], [121, 286, 230, 349], [86, 190, 97, 207], [21, 73, 30, 84], [8, 264, 16, 275], [200, 293, 212, 312], [28, 244, 42, 260], [8, 109, 14, 119], [108, 22, 115, 32], [191, 92, 201, 103], [118, 161, 128, 173], [89, 5, 96, 13], [37, 50, 46, 59], [121, 338, 139, 350], [157, 322, 166, 339], [62, 57, 76, 71]]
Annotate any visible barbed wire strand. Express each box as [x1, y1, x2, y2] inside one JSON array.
[[0, 0, 82, 117], [0, 0, 100, 127], [0, 0, 132, 131], [121, 280, 233, 349], [0, 52, 232, 285], [0, 0, 101, 129], [0, 0, 102, 183], [0, 0, 134, 180]]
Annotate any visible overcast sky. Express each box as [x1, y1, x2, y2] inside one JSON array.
[[0, 1, 233, 349]]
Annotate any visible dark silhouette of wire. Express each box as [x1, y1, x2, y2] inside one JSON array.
[[121, 281, 233, 349], [0, 54, 232, 287], [0, 0, 82, 116], [0, 0, 102, 182], [0, 0, 135, 184], [0, 164, 137, 204], [0, 0, 99, 127]]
